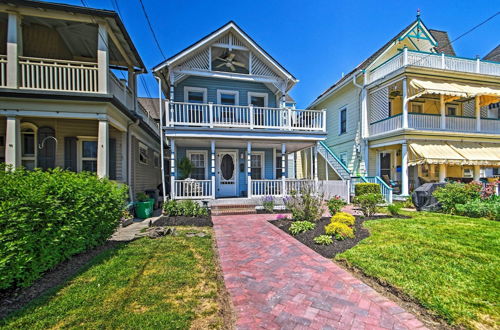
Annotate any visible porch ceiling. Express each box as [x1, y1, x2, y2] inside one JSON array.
[[171, 138, 314, 153]]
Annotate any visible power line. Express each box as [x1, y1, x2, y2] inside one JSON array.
[[137, 0, 166, 59]]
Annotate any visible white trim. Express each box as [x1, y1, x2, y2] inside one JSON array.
[[272, 148, 276, 179], [187, 149, 209, 180], [248, 91, 268, 107], [376, 150, 396, 178], [339, 108, 347, 135], [184, 86, 208, 103], [216, 89, 240, 105], [174, 68, 281, 84], [138, 141, 149, 165], [76, 136, 98, 173], [250, 151, 265, 179], [20, 122, 38, 169], [216, 149, 239, 197]]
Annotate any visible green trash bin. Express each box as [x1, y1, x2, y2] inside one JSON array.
[[135, 200, 153, 219]]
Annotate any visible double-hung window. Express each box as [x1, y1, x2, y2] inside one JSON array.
[[21, 124, 37, 170], [251, 152, 264, 179], [139, 142, 149, 165], [275, 155, 283, 179], [187, 151, 207, 180], [339, 108, 347, 135], [81, 140, 97, 172]]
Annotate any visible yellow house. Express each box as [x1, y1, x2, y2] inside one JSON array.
[[307, 14, 500, 198], [0, 0, 162, 199]]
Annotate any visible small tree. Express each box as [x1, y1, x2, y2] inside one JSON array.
[[354, 193, 384, 217], [285, 183, 324, 222], [178, 157, 193, 179]]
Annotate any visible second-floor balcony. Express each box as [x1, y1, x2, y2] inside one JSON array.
[[164, 101, 326, 133]]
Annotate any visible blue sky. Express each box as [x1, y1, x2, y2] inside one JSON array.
[[53, 0, 499, 107]]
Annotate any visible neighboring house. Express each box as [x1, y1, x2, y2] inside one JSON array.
[[483, 44, 500, 178], [0, 0, 162, 199], [153, 21, 329, 200], [306, 14, 500, 199]]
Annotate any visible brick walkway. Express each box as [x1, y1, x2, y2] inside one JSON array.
[[212, 213, 427, 330]]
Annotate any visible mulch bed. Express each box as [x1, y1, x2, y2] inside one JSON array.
[[271, 215, 390, 258], [152, 215, 213, 227]]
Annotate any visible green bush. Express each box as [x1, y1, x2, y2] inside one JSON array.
[[313, 235, 334, 245], [327, 196, 347, 215], [324, 222, 354, 240], [135, 192, 150, 202], [162, 200, 208, 217], [354, 193, 384, 217], [284, 184, 324, 222], [455, 196, 500, 221], [387, 203, 402, 216], [355, 183, 380, 196], [433, 182, 481, 214], [262, 196, 275, 213], [289, 221, 316, 235], [0, 165, 127, 290], [330, 212, 355, 226]]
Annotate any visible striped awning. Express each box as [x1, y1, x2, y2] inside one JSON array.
[[408, 141, 500, 166]]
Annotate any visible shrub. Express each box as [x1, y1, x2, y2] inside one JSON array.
[[313, 235, 334, 245], [354, 193, 384, 217], [327, 196, 347, 215], [289, 221, 316, 235], [162, 200, 208, 217], [330, 212, 355, 226], [433, 182, 481, 214], [178, 157, 193, 179], [262, 196, 275, 213], [284, 184, 324, 222], [402, 196, 414, 209], [325, 222, 354, 240], [387, 203, 402, 216], [455, 196, 500, 221], [355, 183, 380, 196], [0, 165, 127, 289]]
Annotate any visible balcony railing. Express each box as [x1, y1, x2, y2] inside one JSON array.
[[369, 113, 500, 135], [173, 179, 212, 199], [108, 71, 134, 108], [166, 101, 326, 132], [0, 55, 6, 87], [368, 49, 500, 84]]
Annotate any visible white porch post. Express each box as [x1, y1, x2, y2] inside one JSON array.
[[6, 13, 21, 89], [5, 116, 21, 168], [211, 140, 216, 199], [281, 143, 286, 196], [401, 142, 409, 196], [170, 139, 176, 199], [97, 23, 109, 94], [97, 120, 109, 178], [439, 164, 447, 182], [402, 78, 409, 129], [314, 144, 319, 183], [247, 142, 252, 198], [440, 95, 446, 129], [475, 96, 481, 132], [473, 165, 481, 182]]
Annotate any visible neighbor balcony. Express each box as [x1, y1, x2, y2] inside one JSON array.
[[164, 101, 326, 133]]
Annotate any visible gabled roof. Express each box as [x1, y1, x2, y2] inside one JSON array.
[[483, 44, 500, 62], [429, 29, 455, 56], [152, 21, 297, 82]]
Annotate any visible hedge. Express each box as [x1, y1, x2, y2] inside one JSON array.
[[0, 165, 128, 289], [354, 183, 380, 196]]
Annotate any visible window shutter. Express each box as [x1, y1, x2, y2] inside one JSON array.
[[37, 126, 56, 170], [64, 137, 77, 171], [109, 138, 116, 180]]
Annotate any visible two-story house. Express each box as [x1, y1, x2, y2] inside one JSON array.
[[153, 22, 332, 201], [307, 14, 500, 200], [0, 0, 162, 199]]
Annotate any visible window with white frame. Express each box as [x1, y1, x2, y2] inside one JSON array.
[[248, 92, 268, 107], [339, 108, 347, 134], [187, 151, 207, 180], [411, 103, 424, 113], [275, 155, 283, 179], [217, 90, 239, 105], [153, 151, 160, 168], [447, 105, 458, 116], [21, 123, 37, 170], [251, 152, 264, 179], [184, 87, 207, 104], [139, 142, 149, 165], [81, 139, 97, 172]]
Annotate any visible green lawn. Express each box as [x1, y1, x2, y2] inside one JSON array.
[[1, 228, 229, 329], [336, 212, 500, 329]]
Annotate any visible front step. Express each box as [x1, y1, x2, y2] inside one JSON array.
[[211, 204, 257, 216]]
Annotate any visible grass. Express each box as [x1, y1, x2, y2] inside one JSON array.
[[1, 228, 228, 329], [336, 211, 500, 329]]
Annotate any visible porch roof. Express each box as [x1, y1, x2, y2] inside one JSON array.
[[409, 141, 500, 166]]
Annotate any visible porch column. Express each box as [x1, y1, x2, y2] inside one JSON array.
[[402, 78, 409, 129], [439, 164, 447, 182], [97, 23, 109, 94], [440, 95, 446, 129], [401, 142, 409, 196], [473, 165, 481, 182], [5, 116, 21, 168], [475, 96, 481, 132], [97, 120, 109, 178], [314, 144, 319, 182], [281, 143, 286, 195], [170, 139, 176, 199], [6, 13, 21, 89], [247, 142, 252, 198], [211, 140, 216, 199]]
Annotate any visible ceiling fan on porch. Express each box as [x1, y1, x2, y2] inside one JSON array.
[[215, 52, 247, 72]]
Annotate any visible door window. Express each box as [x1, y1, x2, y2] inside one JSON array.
[[189, 152, 206, 180], [21, 124, 37, 170], [379, 153, 391, 178], [220, 154, 235, 181]]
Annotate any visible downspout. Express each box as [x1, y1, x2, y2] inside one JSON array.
[[352, 70, 367, 176], [154, 75, 167, 203]]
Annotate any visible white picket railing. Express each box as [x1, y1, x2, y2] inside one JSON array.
[[285, 179, 314, 194], [369, 114, 402, 135], [173, 179, 212, 199], [165, 101, 326, 132], [368, 52, 404, 83], [445, 116, 476, 132], [252, 179, 283, 197], [481, 118, 500, 134], [408, 113, 441, 130], [19, 56, 98, 92], [108, 72, 134, 108], [0, 55, 6, 87]]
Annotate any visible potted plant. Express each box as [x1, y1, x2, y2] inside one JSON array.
[[135, 192, 153, 219], [178, 157, 193, 179]]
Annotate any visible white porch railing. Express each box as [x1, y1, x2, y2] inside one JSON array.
[[482, 118, 500, 133], [369, 114, 402, 135], [0, 55, 6, 87], [166, 101, 326, 132], [108, 71, 134, 108], [19, 56, 98, 92], [252, 179, 283, 196], [446, 116, 477, 132], [173, 179, 212, 199], [408, 113, 441, 130]]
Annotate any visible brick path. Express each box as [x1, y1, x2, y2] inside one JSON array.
[[212, 213, 427, 330]]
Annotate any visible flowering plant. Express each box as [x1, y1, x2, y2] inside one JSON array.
[[262, 196, 275, 213]]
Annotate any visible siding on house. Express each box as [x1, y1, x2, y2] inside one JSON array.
[[131, 135, 162, 198]]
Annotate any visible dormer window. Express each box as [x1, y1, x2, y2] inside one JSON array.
[[211, 48, 249, 74]]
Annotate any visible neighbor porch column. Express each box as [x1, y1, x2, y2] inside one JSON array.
[[314, 144, 319, 183], [439, 164, 447, 182], [475, 96, 481, 132], [473, 165, 481, 182], [402, 78, 409, 129], [6, 12, 21, 89], [97, 120, 109, 178], [5, 116, 21, 168], [170, 139, 176, 199], [281, 143, 286, 196], [247, 142, 252, 198], [211, 140, 216, 199], [97, 23, 109, 93], [440, 94, 446, 129], [401, 142, 409, 196]]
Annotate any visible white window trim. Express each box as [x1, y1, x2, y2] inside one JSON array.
[[248, 92, 268, 107], [184, 86, 208, 103], [138, 141, 149, 165], [250, 151, 265, 179], [20, 122, 38, 168], [339, 108, 347, 135], [76, 136, 98, 172], [186, 150, 209, 179], [217, 89, 239, 105], [410, 102, 424, 113]]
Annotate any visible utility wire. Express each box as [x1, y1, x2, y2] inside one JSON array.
[[137, 0, 166, 59]]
